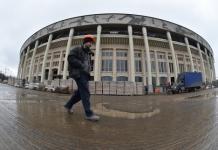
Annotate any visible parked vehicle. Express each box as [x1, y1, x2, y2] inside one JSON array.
[[205, 84, 215, 89], [3, 80, 8, 84], [26, 83, 40, 90], [171, 72, 203, 94], [14, 83, 21, 88]]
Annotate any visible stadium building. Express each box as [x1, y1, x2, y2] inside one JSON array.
[[17, 13, 216, 93]]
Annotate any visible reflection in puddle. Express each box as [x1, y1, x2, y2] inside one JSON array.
[[94, 103, 160, 119]]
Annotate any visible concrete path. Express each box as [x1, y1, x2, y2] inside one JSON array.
[[0, 83, 217, 150]]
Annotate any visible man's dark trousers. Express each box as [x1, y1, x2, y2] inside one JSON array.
[[65, 73, 93, 117]]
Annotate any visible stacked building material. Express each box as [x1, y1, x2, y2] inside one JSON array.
[[116, 81, 125, 95], [109, 81, 117, 95], [136, 82, 144, 95], [89, 81, 96, 94], [124, 82, 135, 95], [102, 81, 110, 95], [96, 81, 103, 94]]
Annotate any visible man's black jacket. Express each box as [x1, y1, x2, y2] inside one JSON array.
[[67, 46, 92, 79]]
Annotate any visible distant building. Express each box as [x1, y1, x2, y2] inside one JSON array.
[[17, 13, 215, 93]]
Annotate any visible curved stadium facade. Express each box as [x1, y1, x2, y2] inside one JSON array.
[[17, 13, 215, 93]]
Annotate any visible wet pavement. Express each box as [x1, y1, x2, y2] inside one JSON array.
[[0, 83, 218, 150]]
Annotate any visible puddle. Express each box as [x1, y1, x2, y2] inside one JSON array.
[[93, 103, 160, 119]]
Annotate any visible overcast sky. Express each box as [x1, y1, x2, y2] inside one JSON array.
[[0, 0, 217, 78]]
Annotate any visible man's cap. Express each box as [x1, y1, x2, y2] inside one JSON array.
[[83, 34, 95, 44]]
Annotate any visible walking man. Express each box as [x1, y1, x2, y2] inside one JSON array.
[[64, 34, 100, 121]]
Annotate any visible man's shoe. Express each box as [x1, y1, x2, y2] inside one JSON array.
[[85, 114, 100, 121], [64, 106, 73, 114]]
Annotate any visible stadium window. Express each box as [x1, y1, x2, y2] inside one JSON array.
[[157, 52, 166, 60], [101, 25, 128, 35], [135, 76, 143, 82], [147, 27, 167, 39], [179, 64, 185, 72], [74, 25, 97, 36], [117, 76, 128, 81], [101, 59, 113, 72], [101, 76, 113, 81], [171, 32, 185, 43], [169, 63, 174, 73], [151, 61, 156, 72], [189, 38, 197, 47], [135, 60, 142, 72], [158, 62, 167, 73], [117, 60, 128, 72], [116, 50, 128, 57], [52, 29, 70, 40], [38, 35, 49, 46], [102, 50, 113, 57], [132, 25, 143, 36]]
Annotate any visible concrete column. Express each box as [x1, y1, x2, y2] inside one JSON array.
[[48, 53, 54, 81], [19, 54, 25, 79], [197, 43, 206, 83], [205, 48, 210, 82], [41, 34, 53, 83], [128, 25, 135, 82], [63, 28, 74, 80], [28, 40, 39, 83], [141, 49, 146, 86], [166, 52, 171, 84], [127, 49, 131, 80], [17, 52, 24, 79], [175, 54, 180, 74], [209, 54, 214, 82], [209, 57, 213, 82], [22, 46, 30, 79], [154, 51, 160, 86], [58, 51, 63, 75], [142, 27, 153, 93], [112, 48, 117, 81], [35, 58, 40, 82], [184, 55, 187, 72], [17, 55, 22, 78], [208, 50, 215, 83], [184, 37, 194, 72], [94, 25, 102, 81], [167, 31, 178, 81], [212, 57, 216, 81]]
